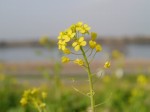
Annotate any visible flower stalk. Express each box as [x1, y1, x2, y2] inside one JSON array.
[[80, 47, 95, 112], [57, 21, 109, 112]]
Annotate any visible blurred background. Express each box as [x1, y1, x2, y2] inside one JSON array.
[[0, 0, 150, 112]]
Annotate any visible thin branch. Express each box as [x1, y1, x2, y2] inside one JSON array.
[[95, 92, 112, 108], [72, 86, 89, 97]]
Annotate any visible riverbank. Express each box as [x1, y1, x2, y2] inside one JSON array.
[[1, 59, 150, 76]]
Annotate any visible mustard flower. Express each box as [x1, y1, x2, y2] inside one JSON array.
[[58, 29, 75, 43], [31, 88, 39, 95], [95, 44, 102, 52], [66, 29, 75, 39], [137, 74, 148, 86], [20, 97, 28, 106], [61, 56, 70, 63], [74, 59, 84, 66], [89, 40, 97, 49], [58, 40, 67, 50], [63, 48, 71, 54], [76, 21, 83, 27], [91, 32, 97, 40], [23, 89, 31, 98], [57, 32, 64, 40], [80, 24, 91, 34], [104, 61, 111, 68], [72, 37, 86, 51], [75, 22, 90, 34]]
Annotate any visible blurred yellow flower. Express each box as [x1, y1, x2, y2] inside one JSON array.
[[63, 48, 71, 54], [137, 74, 148, 86], [20, 97, 28, 106], [95, 44, 102, 52], [89, 40, 97, 49], [58, 40, 66, 50], [31, 88, 39, 95], [76, 21, 83, 27], [74, 59, 84, 66], [23, 89, 31, 98], [72, 37, 86, 51], [104, 61, 111, 68], [20, 88, 47, 111], [61, 56, 70, 63], [91, 32, 97, 40]]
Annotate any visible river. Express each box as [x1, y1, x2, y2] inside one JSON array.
[[0, 44, 150, 62]]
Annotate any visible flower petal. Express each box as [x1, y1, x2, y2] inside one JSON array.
[[81, 41, 86, 46], [79, 37, 84, 42], [72, 42, 77, 47], [75, 45, 80, 51]]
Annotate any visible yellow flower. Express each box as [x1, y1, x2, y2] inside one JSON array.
[[72, 37, 86, 51], [91, 32, 97, 40], [58, 40, 67, 50], [61, 56, 70, 63], [23, 89, 31, 98], [75, 22, 90, 34], [89, 40, 97, 49], [31, 88, 39, 95], [58, 32, 64, 40], [66, 29, 75, 39], [80, 24, 91, 34], [104, 61, 110, 68], [74, 59, 84, 66], [137, 74, 148, 86], [58, 29, 75, 43], [20, 97, 28, 106], [63, 48, 71, 54], [95, 44, 102, 52], [42, 92, 47, 99], [76, 21, 83, 27]]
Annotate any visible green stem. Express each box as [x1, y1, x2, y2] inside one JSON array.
[[80, 47, 95, 112]]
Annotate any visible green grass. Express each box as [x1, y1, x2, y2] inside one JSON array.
[[0, 74, 150, 112]]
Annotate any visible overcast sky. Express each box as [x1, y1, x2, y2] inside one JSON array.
[[0, 0, 150, 40]]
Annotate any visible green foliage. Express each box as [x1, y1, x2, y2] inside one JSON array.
[[1, 74, 150, 112]]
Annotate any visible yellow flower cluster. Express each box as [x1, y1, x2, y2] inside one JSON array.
[[57, 22, 102, 66], [20, 88, 47, 110], [104, 61, 111, 68]]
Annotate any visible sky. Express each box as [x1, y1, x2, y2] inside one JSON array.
[[0, 0, 150, 40]]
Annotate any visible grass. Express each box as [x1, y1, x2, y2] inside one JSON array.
[[0, 73, 150, 112]]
